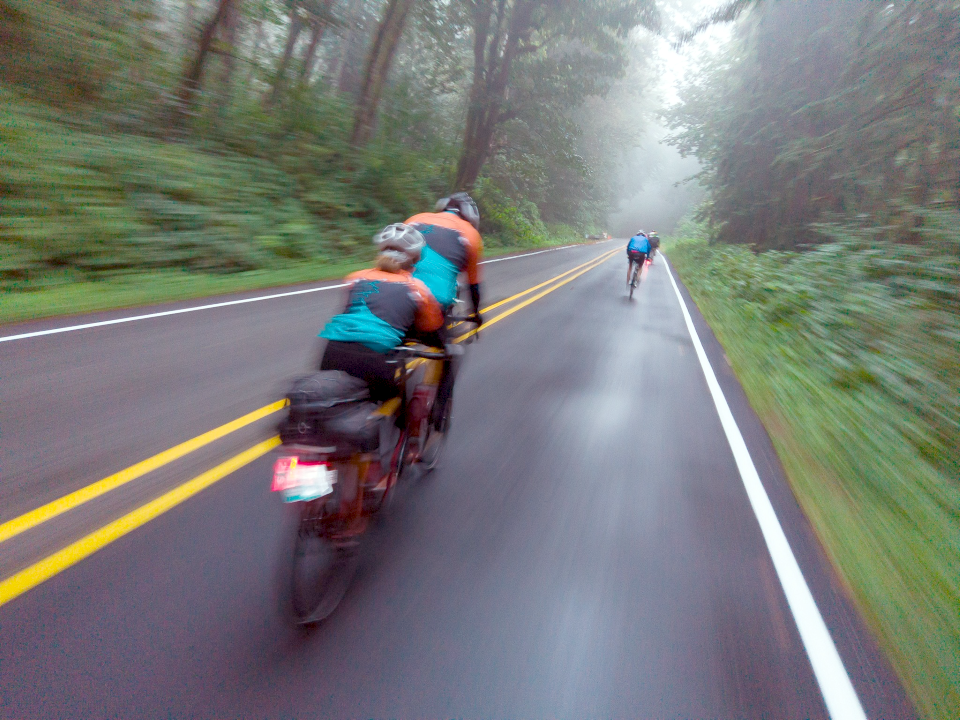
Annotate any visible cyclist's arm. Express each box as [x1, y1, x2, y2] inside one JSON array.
[[462, 230, 484, 315], [409, 278, 444, 332], [463, 229, 483, 286]]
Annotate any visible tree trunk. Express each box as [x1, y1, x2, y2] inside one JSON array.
[[265, 2, 304, 108], [335, 30, 364, 95], [170, 0, 235, 132], [182, 0, 197, 57], [454, 0, 533, 189], [298, 22, 324, 84], [244, 17, 267, 90], [349, 0, 417, 146], [215, 0, 241, 111], [298, 0, 336, 85]]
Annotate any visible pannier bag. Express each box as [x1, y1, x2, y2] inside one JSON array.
[[280, 371, 383, 453]]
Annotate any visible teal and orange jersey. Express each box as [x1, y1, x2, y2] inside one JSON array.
[[405, 211, 483, 308], [320, 269, 443, 354]]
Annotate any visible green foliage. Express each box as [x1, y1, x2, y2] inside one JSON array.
[[666, 5, 960, 707], [667, 0, 960, 250], [473, 179, 548, 248], [0, 0, 171, 119], [0, 90, 445, 288], [0, 0, 620, 295], [668, 229, 960, 718]]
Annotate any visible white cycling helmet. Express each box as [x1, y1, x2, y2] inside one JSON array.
[[373, 223, 425, 265]]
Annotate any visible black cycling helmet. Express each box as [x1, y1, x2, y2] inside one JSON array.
[[436, 192, 480, 231]]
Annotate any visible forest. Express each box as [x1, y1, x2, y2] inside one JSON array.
[[2, 0, 959, 714], [0, 0, 657, 295], [666, 2, 959, 716]]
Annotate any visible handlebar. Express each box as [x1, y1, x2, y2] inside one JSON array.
[[394, 345, 447, 361]]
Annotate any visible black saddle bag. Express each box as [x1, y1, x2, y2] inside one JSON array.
[[279, 371, 383, 454]]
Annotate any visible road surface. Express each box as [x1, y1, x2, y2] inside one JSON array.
[[0, 242, 914, 718]]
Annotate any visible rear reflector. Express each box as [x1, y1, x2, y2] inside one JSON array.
[[271, 456, 299, 492], [272, 456, 336, 502]]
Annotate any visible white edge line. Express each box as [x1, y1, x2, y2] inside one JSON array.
[[3, 241, 608, 343], [0, 284, 350, 343], [480, 244, 577, 264], [662, 254, 867, 720]]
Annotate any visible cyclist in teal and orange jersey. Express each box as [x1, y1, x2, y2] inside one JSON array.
[[319, 224, 443, 403], [405, 192, 484, 326]]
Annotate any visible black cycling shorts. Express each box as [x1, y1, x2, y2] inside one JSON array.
[[627, 250, 647, 264], [320, 341, 399, 403]]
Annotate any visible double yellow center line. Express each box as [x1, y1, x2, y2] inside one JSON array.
[[0, 245, 617, 607]]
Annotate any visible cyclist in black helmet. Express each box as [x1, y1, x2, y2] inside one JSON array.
[[404, 193, 485, 429], [406, 193, 484, 321]]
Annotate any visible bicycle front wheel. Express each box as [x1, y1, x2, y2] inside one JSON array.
[[419, 397, 452, 472]]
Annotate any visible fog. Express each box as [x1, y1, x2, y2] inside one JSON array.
[[606, 0, 732, 237], [607, 122, 703, 237]]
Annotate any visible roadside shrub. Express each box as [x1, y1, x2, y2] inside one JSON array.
[[668, 227, 960, 716], [0, 92, 449, 289], [474, 179, 550, 248]]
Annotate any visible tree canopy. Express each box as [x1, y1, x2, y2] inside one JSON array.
[[0, 0, 660, 286], [666, 0, 960, 250]]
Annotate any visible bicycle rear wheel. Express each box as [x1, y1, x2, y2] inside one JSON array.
[[286, 508, 360, 625], [629, 265, 639, 299]]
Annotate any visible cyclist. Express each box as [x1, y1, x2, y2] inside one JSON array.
[[626, 230, 651, 285], [405, 193, 484, 425], [648, 231, 660, 259], [405, 192, 484, 325], [319, 224, 443, 403]]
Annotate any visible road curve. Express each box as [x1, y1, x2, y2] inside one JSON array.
[[0, 244, 914, 718]]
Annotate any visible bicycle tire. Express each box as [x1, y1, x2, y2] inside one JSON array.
[[287, 511, 360, 625], [419, 398, 452, 472], [629, 265, 639, 299]]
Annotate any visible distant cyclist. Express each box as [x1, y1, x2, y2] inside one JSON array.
[[626, 230, 651, 285], [405, 192, 484, 325], [647, 231, 660, 258], [319, 224, 443, 403]]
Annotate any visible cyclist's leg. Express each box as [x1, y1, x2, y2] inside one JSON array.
[[406, 324, 446, 350], [431, 344, 463, 427]]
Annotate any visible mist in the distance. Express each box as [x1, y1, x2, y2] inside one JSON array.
[[605, 0, 731, 237]]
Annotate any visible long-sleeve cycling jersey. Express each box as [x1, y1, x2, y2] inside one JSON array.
[[627, 234, 652, 254], [320, 269, 443, 354], [405, 211, 483, 308]]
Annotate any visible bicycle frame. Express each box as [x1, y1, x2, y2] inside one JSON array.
[[273, 317, 476, 623], [272, 343, 447, 540]]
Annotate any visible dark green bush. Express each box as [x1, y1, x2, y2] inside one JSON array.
[[0, 90, 461, 288], [673, 225, 960, 477]]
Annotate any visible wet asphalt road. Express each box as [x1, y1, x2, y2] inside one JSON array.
[[0, 244, 914, 718]]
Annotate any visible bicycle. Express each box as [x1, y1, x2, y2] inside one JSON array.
[[273, 317, 476, 624], [626, 252, 653, 300]]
